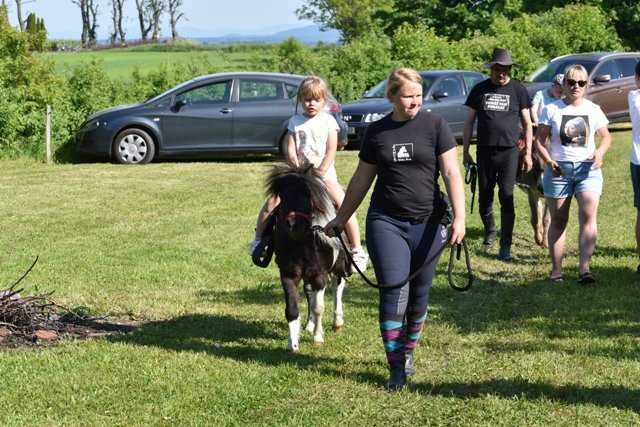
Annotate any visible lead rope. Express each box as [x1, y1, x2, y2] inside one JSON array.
[[328, 226, 474, 291], [465, 163, 477, 214]]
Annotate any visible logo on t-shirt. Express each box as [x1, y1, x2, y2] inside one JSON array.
[[392, 143, 413, 162], [560, 115, 589, 147], [482, 93, 510, 112]]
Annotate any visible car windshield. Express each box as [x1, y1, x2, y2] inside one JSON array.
[[527, 59, 598, 82], [363, 75, 437, 98], [143, 78, 203, 103]]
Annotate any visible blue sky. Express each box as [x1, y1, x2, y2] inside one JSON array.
[[6, 0, 312, 39]]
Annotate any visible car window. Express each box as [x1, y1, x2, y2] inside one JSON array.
[[239, 80, 283, 102], [433, 76, 463, 98], [175, 80, 231, 104], [529, 59, 598, 82], [594, 60, 620, 80], [463, 74, 485, 92], [285, 83, 298, 99], [616, 58, 639, 78]]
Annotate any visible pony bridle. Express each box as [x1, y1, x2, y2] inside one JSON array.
[[285, 210, 313, 222]]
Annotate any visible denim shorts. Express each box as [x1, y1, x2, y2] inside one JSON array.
[[543, 161, 603, 199], [631, 163, 640, 208]]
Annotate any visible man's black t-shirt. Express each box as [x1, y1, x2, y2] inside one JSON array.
[[465, 79, 531, 148], [359, 111, 457, 221]]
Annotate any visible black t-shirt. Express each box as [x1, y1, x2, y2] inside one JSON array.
[[359, 111, 457, 221], [465, 79, 531, 148]]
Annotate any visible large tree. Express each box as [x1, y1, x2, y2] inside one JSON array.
[[147, 0, 164, 42], [110, 0, 126, 45], [167, 0, 184, 40], [296, 0, 393, 42], [71, 0, 98, 48], [134, 0, 152, 41]]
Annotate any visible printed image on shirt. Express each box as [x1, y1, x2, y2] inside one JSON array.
[[482, 93, 510, 112], [560, 115, 589, 146], [392, 143, 413, 162]]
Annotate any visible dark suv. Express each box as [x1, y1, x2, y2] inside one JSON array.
[[526, 52, 640, 122]]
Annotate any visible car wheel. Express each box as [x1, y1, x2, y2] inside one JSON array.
[[113, 128, 156, 165]]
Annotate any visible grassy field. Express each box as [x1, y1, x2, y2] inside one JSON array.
[[42, 45, 274, 79], [1, 130, 639, 425]]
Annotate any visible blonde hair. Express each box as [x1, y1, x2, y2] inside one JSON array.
[[297, 75, 329, 103], [564, 64, 589, 83], [386, 68, 422, 98]]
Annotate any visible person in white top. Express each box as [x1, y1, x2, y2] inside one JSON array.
[[250, 76, 369, 271], [530, 73, 564, 129], [629, 61, 640, 274], [534, 64, 612, 284]]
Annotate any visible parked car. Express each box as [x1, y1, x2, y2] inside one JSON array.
[[341, 70, 487, 147], [76, 72, 347, 164], [526, 52, 640, 122]]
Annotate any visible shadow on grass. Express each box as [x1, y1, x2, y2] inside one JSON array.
[[413, 378, 640, 413]]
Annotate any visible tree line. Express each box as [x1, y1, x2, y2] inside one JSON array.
[[72, 0, 185, 48], [297, 0, 640, 51]]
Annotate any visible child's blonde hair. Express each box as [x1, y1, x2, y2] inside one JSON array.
[[297, 75, 329, 103], [386, 68, 422, 99]]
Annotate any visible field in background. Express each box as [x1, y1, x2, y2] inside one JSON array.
[[42, 44, 275, 79], [1, 130, 639, 425]]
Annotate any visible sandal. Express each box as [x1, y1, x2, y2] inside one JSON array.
[[549, 274, 563, 283], [578, 271, 596, 284]]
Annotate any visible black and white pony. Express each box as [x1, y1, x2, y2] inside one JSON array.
[[265, 164, 350, 351]]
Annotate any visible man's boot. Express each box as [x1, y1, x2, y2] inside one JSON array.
[[481, 213, 497, 247]]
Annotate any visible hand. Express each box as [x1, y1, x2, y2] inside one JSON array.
[[449, 218, 466, 245], [463, 151, 474, 168], [548, 159, 562, 177], [591, 150, 604, 169], [324, 217, 344, 237], [313, 167, 326, 178], [522, 153, 533, 173]]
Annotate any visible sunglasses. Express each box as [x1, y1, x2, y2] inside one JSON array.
[[566, 79, 587, 88]]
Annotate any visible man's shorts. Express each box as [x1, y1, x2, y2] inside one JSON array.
[[543, 161, 603, 199], [631, 162, 640, 208]]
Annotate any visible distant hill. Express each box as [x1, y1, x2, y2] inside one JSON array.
[[192, 24, 341, 45]]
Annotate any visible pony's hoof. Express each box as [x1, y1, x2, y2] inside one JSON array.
[[313, 341, 324, 347], [333, 324, 344, 332], [305, 322, 315, 334], [287, 346, 300, 353]]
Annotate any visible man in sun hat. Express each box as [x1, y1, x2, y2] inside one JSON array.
[[462, 47, 533, 261]]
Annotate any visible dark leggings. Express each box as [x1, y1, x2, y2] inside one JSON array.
[[477, 146, 519, 246], [365, 210, 448, 366]]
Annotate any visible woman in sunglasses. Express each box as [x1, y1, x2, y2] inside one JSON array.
[[534, 64, 612, 284]]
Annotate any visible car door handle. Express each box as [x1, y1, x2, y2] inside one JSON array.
[[220, 108, 233, 114]]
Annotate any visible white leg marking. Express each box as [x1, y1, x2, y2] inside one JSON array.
[[287, 317, 300, 352], [312, 288, 325, 345], [333, 277, 345, 330]]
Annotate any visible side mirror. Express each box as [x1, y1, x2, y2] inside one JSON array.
[[174, 99, 188, 111], [432, 90, 449, 99], [593, 74, 611, 84]]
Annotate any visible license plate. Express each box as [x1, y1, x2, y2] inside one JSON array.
[[348, 126, 356, 135]]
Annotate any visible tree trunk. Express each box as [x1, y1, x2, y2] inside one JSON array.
[[168, 0, 184, 41], [116, 0, 126, 45], [88, 0, 98, 47], [15, 0, 24, 31], [135, 0, 152, 41], [148, 0, 164, 42], [71, 0, 89, 47]]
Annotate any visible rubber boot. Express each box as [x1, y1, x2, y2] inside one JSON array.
[[386, 363, 407, 391]]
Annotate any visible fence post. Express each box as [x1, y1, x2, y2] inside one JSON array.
[[45, 105, 52, 164]]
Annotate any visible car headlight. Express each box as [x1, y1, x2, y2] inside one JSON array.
[[85, 120, 106, 129], [363, 112, 387, 123]]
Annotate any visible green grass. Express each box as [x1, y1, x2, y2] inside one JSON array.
[[1, 131, 640, 425], [41, 45, 275, 79]]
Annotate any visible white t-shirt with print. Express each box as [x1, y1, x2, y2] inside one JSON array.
[[629, 89, 640, 165], [539, 98, 609, 162], [287, 111, 340, 181]]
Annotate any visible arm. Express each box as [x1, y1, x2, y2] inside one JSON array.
[[592, 126, 612, 169], [533, 124, 561, 176], [462, 108, 477, 166], [286, 133, 299, 167], [324, 160, 377, 236], [315, 129, 337, 177], [530, 102, 540, 127], [438, 147, 465, 245], [520, 107, 533, 172]]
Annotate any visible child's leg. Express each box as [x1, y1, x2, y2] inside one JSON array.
[[255, 194, 280, 239], [323, 179, 361, 250]]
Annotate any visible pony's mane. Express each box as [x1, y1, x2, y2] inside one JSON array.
[[265, 163, 335, 217]]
